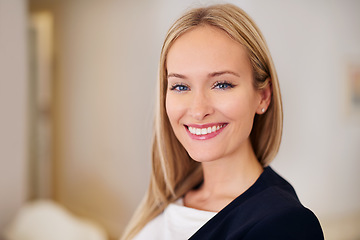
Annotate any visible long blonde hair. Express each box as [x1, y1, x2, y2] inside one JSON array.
[[121, 3, 283, 239]]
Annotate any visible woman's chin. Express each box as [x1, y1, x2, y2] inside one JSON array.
[[188, 152, 221, 163]]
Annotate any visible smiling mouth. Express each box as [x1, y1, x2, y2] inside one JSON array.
[[185, 123, 228, 136]]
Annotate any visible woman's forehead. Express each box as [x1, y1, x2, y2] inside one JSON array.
[[166, 25, 250, 78]]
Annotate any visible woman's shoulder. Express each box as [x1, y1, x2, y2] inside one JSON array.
[[239, 167, 324, 239], [242, 205, 324, 239], [227, 166, 303, 211], [231, 167, 320, 225]]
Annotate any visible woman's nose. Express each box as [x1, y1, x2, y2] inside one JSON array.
[[188, 91, 214, 121]]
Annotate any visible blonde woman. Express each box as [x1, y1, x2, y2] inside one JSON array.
[[122, 3, 324, 240]]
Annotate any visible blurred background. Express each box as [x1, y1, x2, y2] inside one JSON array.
[[1, 0, 359, 239]]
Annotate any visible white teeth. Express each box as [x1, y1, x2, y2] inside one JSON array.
[[188, 124, 226, 135], [196, 128, 201, 135], [201, 128, 207, 135], [188, 127, 194, 134]]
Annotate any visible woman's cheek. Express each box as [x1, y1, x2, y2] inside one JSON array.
[[166, 95, 182, 123]]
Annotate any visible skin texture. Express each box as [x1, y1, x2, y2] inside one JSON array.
[[166, 25, 271, 212]]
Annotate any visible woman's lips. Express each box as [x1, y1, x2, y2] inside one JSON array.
[[184, 123, 228, 140]]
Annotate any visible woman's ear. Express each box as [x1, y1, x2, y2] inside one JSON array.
[[256, 79, 272, 114]]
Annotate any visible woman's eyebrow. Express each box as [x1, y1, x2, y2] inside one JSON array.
[[208, 71, 240, 78], [167, 73, 187, 79], [167, 71, 240, 79]]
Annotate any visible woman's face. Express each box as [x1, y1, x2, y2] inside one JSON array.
[[166, 25, 265, 163]]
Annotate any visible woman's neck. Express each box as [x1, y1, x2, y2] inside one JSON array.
[[184, 140, 263, 212], [202, 157, 262, 197]]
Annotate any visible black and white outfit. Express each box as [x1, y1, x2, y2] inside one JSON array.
[[134, 167, 324, 240]]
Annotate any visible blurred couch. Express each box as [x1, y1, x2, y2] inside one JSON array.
[[3, 200, 107, 240]]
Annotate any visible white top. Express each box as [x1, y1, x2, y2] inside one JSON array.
[[133, 199, 217, 240]]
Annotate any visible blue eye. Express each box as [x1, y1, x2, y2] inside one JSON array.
[[170, 84, 190, 92], [213, 81, 235, 90]]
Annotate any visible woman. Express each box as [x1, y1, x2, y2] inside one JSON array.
[[122, 3, 324, 240]]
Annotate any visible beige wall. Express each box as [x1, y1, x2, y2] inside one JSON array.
[[0, 0, 28, 234], [54, 0, 156, 236], [28, 0, 360, 239]]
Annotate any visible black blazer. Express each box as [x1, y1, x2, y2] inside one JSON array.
[[189, 167, 324, 240]]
